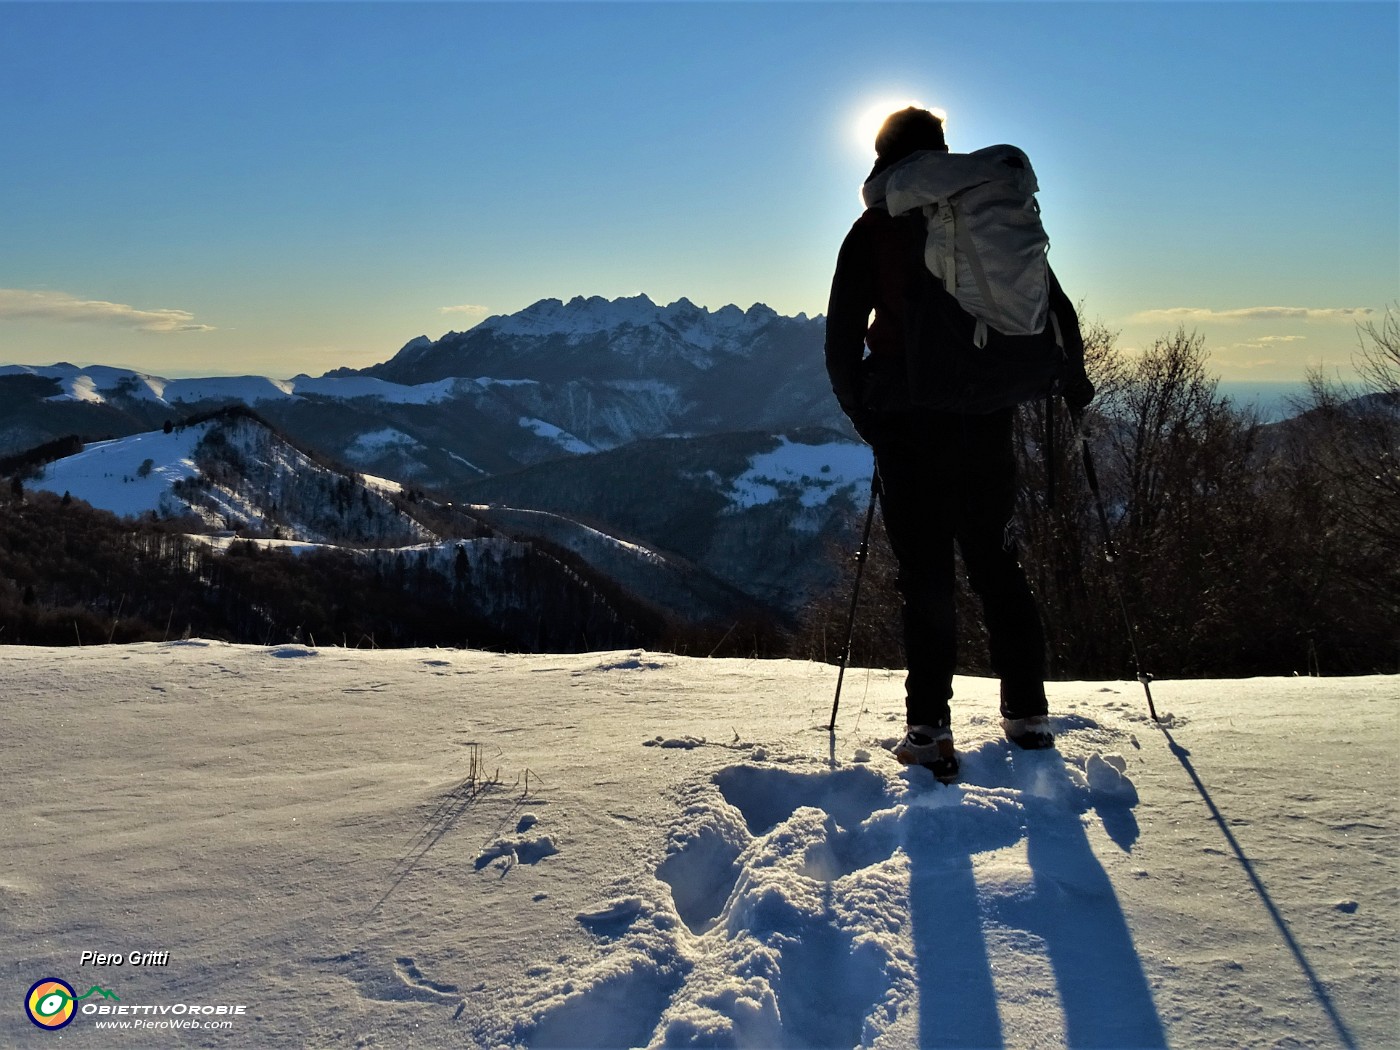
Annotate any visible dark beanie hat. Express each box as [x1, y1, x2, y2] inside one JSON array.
[[869, 107, 947, 178]]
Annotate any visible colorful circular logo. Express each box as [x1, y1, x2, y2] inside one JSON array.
[[26, 978, 76, 1030]]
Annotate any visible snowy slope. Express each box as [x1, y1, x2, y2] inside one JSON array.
[[728, 436, 873, 517], [25, 425, 207, 518], [27, 417, 433, 544], [1, 643, 1394, 1049], [0, 363, 463, 408]]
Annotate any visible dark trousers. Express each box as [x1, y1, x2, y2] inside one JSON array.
[[871, 408, 1047, 727]]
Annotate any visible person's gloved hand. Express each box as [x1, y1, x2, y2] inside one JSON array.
[[1062, 371, 1095, 414]]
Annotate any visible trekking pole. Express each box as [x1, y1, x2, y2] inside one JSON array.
[[1072, 412, 1160, 723], [828, 465, 882, 732]]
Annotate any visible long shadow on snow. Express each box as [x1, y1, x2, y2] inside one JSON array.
[[905, 806, 1007, 1049], [906, 743, 1165, 1049], [1163, 729, 1357, 1050]]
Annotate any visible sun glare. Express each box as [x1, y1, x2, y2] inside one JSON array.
[[854, 99, 946, 155]]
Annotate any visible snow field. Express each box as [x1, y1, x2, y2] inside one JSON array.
[[28, 418, 434, 545], [0, 644, 1394, 1049], [31, 426, 207, 519], [726, 437, 872, 516]]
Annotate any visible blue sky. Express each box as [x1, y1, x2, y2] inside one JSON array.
[[1, 1, 1395, 381]]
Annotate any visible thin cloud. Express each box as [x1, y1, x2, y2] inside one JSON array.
[[1131, 306, 1373, 324], [439, 304, 490, 317], [0, 289, 214, 333], [1221, 334, 1308, 350], [1219, 357, 1280, 371]]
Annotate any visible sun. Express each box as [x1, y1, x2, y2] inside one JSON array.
[[854, 99, 946, 155]]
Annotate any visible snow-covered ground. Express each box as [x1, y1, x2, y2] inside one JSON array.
[[2, 643, 1394, 1049]]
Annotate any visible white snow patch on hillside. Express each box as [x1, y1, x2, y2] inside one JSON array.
[[191, 535, 470, 559], [46, 374, 105, 404], [518, 416, 594, 454], [161, 375, 297, 402], [29, 425, 207, 517], [192, 535, 334, 557], [0, 647, 1393, 1050], [6, 363, 165, 403], [291, 375, 461, 404], [447, 451, 486, 474], [346, 428, 423, 461], [728, 437, 872, 511], [360, 473, 405, 495]]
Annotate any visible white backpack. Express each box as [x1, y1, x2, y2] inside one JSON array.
[[880, 144, 1055, 347]]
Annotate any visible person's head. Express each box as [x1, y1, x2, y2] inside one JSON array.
[[870, 107, 947, 177]]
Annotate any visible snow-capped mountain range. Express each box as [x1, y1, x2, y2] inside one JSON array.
[[346, 294, 815, 383], [1, 294, 865, 623], [0, 293, 845, 482]]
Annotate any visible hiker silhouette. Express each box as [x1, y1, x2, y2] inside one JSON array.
[[825, 106, 1095, 769]]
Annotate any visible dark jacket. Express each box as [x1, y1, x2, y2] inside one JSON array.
[[824, 205, 1089, 428]]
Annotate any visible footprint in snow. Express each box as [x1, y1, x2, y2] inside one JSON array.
[[474, 816, 560, 872], [492, 894, 687, 1050], [597, 651, 666, 671], [510, 720, 1150, 1049], [267, 645, 318, 659], [317, 950, 459, 1004], [643, 735, 705, 749]]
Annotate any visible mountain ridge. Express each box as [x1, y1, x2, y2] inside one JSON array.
[[0, 293, 850, 482], [328, 293, 825, 387]]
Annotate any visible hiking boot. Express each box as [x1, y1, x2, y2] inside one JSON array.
[[1002, 715, 1055, 750], [893, 724, 959, 784]]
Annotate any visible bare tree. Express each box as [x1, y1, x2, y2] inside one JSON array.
[[1290, 306, 1400, 666]]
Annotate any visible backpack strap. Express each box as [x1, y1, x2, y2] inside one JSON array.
[[924, 202, 958, 299], [927, 197, 1000, 349], [953, 213, 1000, 349]]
